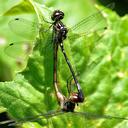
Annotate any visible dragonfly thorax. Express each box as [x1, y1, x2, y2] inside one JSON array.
[[51, 10, 64, 21], [53, 21, 68, 43]]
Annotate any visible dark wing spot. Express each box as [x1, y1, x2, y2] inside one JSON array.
[[104, 27, 107, 30], [15, 18, 19, 20], [9, 43, 14, 46]]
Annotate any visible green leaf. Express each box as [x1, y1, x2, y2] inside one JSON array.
[[0, 74, 46, 116], [0, 1, 128, 128], [3, 0, 35, 15]]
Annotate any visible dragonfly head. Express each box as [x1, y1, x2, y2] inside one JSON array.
[[69, 90, 84, 103], [51, 10, 64, 21], [62, 101, 75, 112]]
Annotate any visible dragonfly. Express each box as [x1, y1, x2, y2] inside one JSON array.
[[2, 2, 128, 127], [4, 3, 110, 107], [4, 5, 108, 112], [51, 9, 85, 112]]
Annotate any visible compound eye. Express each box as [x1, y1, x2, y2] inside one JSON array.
[[69, 91, 84, 103], [59, 14, 64, 20], [69, 92, 79, 102], [51, 10, 64, 21]]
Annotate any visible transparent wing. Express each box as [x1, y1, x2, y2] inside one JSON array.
[[0, 110, 63, 126], [69, 10, 106, 35], [8, 5, 53, 40], [8, 17, 39, 40], [68, 3, 115, 35], [4, 41, 34, 59], [73, 111, 128, 120], [0, 110, 128, 127], [5, 17, 52, 59]]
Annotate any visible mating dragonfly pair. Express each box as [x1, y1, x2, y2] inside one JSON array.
[[1, 2, 128, 127]]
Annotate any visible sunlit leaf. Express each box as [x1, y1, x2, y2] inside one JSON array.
[[3, 0, 35, 15]]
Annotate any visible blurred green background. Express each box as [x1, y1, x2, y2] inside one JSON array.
[[0, 0, 128, 128]]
